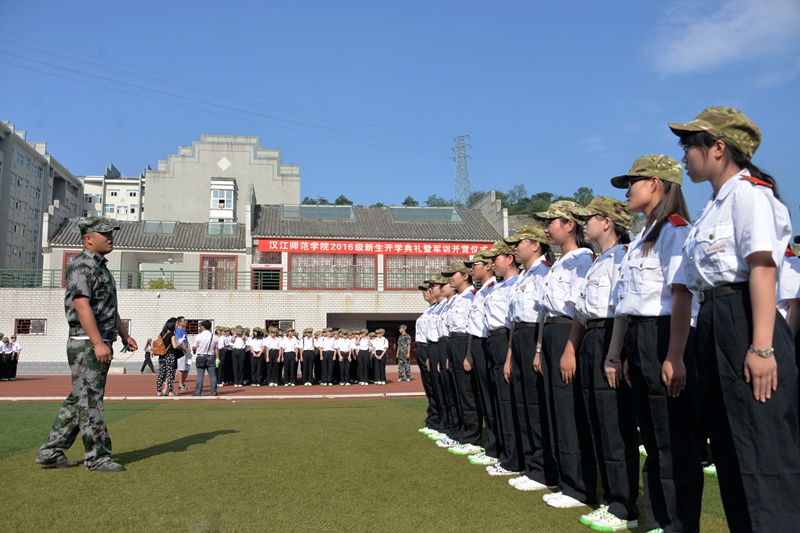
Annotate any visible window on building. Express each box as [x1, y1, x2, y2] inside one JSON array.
[[94, 194, 102, 203], [26, 251, 37, 264], [116, 206, 128, 214], [82, 210, 90, 217], [104, 204, 114, 214], [34, 187, 41, 199], [185, 319, 210, 336], [83, 194, 94, 204], [252, 250, 282, 265], [142, 221, 178, 234], [289, 254, 376, 290], [127, 190, 138, 197], [34, 165, 43, 178], [25, 157, 31, 169], [32, 208, 40, 220], [211, 189, 233, 209], [15, 318, 47, 335], [62, 250, 82, 287], [265, 319, 294, 331], [384, 255, 468, 290], [207, 222, 238, 235], [130, 206, 136, 214], [251, 269, 281, 290], [200, 255, 237, 290], [16, 153, 24, 166], [109, 189, 119, 197]]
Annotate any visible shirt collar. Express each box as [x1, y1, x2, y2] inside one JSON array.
[[712, 168, 747, 203]]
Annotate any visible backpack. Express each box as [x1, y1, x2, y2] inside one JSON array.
[[152, 334, 168, 356]]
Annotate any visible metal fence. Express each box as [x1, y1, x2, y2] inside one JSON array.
[[0, 269, 430, 291]]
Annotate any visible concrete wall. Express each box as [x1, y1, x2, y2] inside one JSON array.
[[1, 287, 426, 373]]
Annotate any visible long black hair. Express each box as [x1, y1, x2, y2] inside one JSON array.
[[641, 180, 690, 255], [678, 131, 781, 200], [160, 317, 177, 336]]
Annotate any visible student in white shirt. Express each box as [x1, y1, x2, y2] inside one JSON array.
[[372, 329, 389, 385], [281, 329, 301, 386], [300, 328, 316, 387], [231, 328, 247, 387], [249, 328, 266, 387]]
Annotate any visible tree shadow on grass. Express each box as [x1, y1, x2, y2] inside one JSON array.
[[115, 430, 238, 465]]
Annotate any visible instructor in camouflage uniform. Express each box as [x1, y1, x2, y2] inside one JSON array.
[[396, 324, 412, 382], [35, 216, 137, 472]]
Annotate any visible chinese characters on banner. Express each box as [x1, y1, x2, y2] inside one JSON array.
[[258, 239, 493, 256]]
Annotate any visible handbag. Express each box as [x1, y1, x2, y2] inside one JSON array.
[[195, 355, 209, 369]]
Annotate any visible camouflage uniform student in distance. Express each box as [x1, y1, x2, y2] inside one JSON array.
[[35, 217, 137, 472], [397, 324, 412, 381]]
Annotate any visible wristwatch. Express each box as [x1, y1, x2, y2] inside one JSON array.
[[748, 345, 774, 358]]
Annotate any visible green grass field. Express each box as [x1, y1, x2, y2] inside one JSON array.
[[0, 399, 729, 532]]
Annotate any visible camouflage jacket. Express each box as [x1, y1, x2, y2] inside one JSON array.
[[64, 249, 118, 341], [396, 333, 411, 359]]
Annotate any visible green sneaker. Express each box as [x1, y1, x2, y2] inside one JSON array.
[[702, 464, 717, 477], [580, 505, 608, 526], [639, 445, 648, 457], [589, 511, 638, 532]]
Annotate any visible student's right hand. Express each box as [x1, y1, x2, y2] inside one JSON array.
[[533, 353, 541, 375], [744, 350, 778, 402]]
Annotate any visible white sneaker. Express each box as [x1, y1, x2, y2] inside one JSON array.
[[448, 443, 482, 455], [589, 510, 639, 531], [639, 444, 648, 457], [468, 452, 497, 466], [486, 464, 517, 476], [437, 437, 459, 448], [547, 493, 587, 509], [580, 505, 608, 526], [508, 475, 528, 487], [542, 491, 562, 503], [514, 477, 555, 492], [702, 464, 717, 477]]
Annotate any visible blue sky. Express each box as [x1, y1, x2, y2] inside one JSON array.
[[2, 0, 799, 231]]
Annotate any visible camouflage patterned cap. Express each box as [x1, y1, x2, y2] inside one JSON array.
[[533, 200, 585, 225], [399, 324, 407, 329], [376, 328, 385, 334], [78, 216, 120, 235], [610, 154, 683, 188], [268, 327, 278, 334], [669, 106, 761, 159], [323, 327, 333, 333], [485, 241, 516, 258], [575, 196, 634, 230], [418, 281, 431, 290], [303, 327, 313, 334], [464, 249, 493, 267], [441, 261, 470, 276], [429, 274, 450, 285], [504, 224, 547, 245], [360, 328, 368, 334], [235, 327, 243, 334], [368, 332, 376, 337]]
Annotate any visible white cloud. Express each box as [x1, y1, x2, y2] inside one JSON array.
[[583, 136, 605, 152], [648, 0, 800, 76]]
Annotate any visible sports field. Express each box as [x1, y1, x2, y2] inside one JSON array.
[[0, 399, 729, 532]]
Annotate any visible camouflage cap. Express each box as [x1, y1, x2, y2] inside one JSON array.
[[323, 327, 333, 333], [441, 261, 470, 276], [533, 200, 585, 225], [399, 324, 407, 329], [78, 216, 120, 236], [376, 328, 385, 334], [464, 249, 493, 267], [504, 224, 547, 245], [429, 274, 450, 285], [360, 328, 368, 334], [268, 327, 278, 334], [610, 154, 683, 188], [417, 281, 431, 290], [576, 196, 634, 230], [303, 327, 313, 334], [668, 106, 761, 159], [235, 327, 243, 334], [368, 332, 376, 337], [485, 241, 516, 258]]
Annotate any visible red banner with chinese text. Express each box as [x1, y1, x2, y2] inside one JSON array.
[[258, 238, 493, 256]]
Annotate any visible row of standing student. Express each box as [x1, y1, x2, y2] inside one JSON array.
[[414, 107, 800, 533]]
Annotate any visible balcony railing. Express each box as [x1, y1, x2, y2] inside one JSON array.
[[0, 269, 430, 291]]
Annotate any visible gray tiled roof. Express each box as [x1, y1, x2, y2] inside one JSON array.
[[49, 218, 245, 251], [253, 205, 501, 241]]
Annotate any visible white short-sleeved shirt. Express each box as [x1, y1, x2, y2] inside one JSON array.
[[614, 218, 693, 318], [436, 298, 455, 337], [12, 341, 21, 353], [321, 336, 336, 351], [416, 306, 433, 343], [467, 277, 496, 337], [232, 336, 246, 349], [281, 337, 300, 352], [484, 273, 519, 331], [2, 342, 14, 354], [302, 337, 316, 350], [249, 337, 264, 353], [778, 252, 800, 318], [445, 286, 476, 334], [372, 337, 389, 351], [683, 171, 792, 292], [426, 301, 444, 342], [356, 337, 370, 350], [574, 244, 627, 323], [539, 248, 594, 318], [509, 257, 551, 323]]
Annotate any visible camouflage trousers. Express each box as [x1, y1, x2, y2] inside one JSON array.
[[397, 357, 411, 380], [37, 338, 112, 467]]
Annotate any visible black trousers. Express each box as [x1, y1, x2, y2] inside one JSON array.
[[428, 341, 454, 434], [625, 317, 702, 533], [579, 325, 639, 520], [416, 343, 441, 431], [322, 350, 335, 383], [357, 349, 370, 383], [301, 350, 315, 384], [469, 335, 498, 458], [511, 325, 558, 486], [374, 351, 387, 382], [232, 348, 246, 385], [252, 353, 265, 384], [283, 353, 297, 384], [217, 348, 231, 384], [337, 354, 350, 384], [140, 352, 155, 373], [696, 290, 800, 533], [449, 334, 481, 446], [541, 322, 597, 504], [487, 329, 522, 471], [267, 349, 280, 384]]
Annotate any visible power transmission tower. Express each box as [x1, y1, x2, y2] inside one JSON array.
[[452, 134, 471, 206]]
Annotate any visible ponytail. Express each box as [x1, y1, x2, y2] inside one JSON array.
[[641, 181, 690, 256]]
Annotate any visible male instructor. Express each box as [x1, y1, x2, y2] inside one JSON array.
[[36, 216, 137, 472]]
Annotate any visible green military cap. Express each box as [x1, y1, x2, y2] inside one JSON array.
[[368, 332, 376, 337], [376, 328, 385, 334], [287, 328, 295, 333], [669, 106, 761, 159], [78, 216, 120, 235], [323, 327, 333, 332], [360, 328, 368, 334], [303, 327, 313, 334], [484, 240, 516, 258], [277, 329, 284, 336], [575, 196, 634, 230], [340, 328, 349, 334], [464, 249, 493, 267], [429, 274, 450, 285], [235, 327, 243, 334], [244, 327, 251, 334], [504, 224, 547, 245], [611, 154, 683, 188], [441, 261, 470, 276], [533, 200, 586, 226], [418, 281, 431, 290], [268, 327, 278, 333], [399, 324, 407, 329]]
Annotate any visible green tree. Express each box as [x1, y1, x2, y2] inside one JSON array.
[[528, 192, 555, 213], [301, 196, 317, 205], [317, 196, 330, 205], [571, 187, 594, 206], [146, 278, 175, 290], [401, 196, 419, 207], [334, 195, 353, 205], [425, 194, 450, 207], [466, 190, 488, 207], [371, 202, 386, 207]]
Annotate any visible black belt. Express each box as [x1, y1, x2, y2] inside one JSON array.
[[440, 335, 450, 340], [450, 332, 469, 338], [585, 318, 614, 330], [628, 315, 659, 324], [544, 316, 572, 325], [488, 327, 508, 337], [698, 282, 749, 304], [417, 342, 428, 346], [513, 322, 537, 329]]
